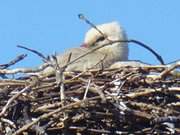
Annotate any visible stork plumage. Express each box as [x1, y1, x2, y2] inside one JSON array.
[[40, 21, 128, 76]]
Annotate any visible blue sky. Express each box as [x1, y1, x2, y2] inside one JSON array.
[[0, 1, 179, 68]]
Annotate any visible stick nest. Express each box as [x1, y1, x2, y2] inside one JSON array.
[[0, 64, 180, 135]]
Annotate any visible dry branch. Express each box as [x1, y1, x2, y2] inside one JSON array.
[[0, 51, 179, 135]]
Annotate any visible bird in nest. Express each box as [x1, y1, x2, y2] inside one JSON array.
[[40, 21, 128, 77]]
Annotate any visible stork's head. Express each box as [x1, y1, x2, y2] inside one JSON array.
[[81, 21, 128, 61]]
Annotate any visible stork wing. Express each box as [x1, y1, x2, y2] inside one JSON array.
[[56, 47, 107, 71]]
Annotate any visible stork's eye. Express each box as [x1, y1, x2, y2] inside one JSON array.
[[96, 36, 105, 43]]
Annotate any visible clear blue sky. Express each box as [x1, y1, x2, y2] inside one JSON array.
[[0, 1, 179, 68]]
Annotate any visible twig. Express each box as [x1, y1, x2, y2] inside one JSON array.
[[12, 96, 101, 135], [159, 60, 180, 78], [34, 102, 63, 112], [152, 116, 180, 124], [69, 126, 125, 134], [0, 77, 38, 117], [17, 45, 47, 62], [128, 101, 177, 115], [0, 63, 50, 75], [0, 85, 32, 117], [78, 14, 112, 42], [129, 39, 165, 65], [83, 79, 91, 100], [126, 87, 180, 99], [1, 118, 16, 128], [0, 54, 27, 69], [117, 80, 127, 96], [59, 53, 72, 100]]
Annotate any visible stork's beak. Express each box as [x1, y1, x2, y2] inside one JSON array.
[[80, 43, 88, 48]]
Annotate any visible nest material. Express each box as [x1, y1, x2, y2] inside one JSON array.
[[0, 64, 180, 135]]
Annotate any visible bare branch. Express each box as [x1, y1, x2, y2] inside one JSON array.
[[0, 54, 27, 69]]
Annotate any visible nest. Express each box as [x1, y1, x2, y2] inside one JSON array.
[[0, 61, 179, 135]]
